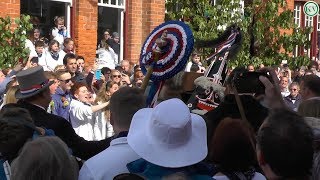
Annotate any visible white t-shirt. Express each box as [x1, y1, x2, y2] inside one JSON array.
[[213, 172, 266, 180], [25, 39, 38, 58], [69, 100, 95, 140], [96, 47, 117, 69]]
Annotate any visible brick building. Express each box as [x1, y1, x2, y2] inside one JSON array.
[[0, 0, 165, 65], [293, 0, 320, 59]]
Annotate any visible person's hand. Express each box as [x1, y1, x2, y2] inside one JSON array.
[[100, 73, 105, 82], [259, 67, 286, 109], [13, 62, 23, 72], [92, 63, 98, 72], [121, 73, 131, 84]]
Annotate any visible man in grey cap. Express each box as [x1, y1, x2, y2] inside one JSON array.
[[2, 66, 111, 160]]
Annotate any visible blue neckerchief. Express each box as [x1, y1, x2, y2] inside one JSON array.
[[127, 158, 213, 180], [50, 52, 59, 60]]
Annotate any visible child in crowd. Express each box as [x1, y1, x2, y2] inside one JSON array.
[[30, 57, 39, 68], [43, 40, 66, 71], [63, 38, 75, 54], [51, 16, 68, 47], [185, 52, 206, 73]]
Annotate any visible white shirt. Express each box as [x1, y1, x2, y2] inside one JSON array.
[[78, 137, 140, 180], [94, 101, 114, 139], [51, 27, 69, 47], [69, 100, 95, 140], [25, 39, 38, 58], [185, 61, 205, 72], [213, 172, 266, 180], [96, 48, 117, 69], [38, 50, 66, 71]]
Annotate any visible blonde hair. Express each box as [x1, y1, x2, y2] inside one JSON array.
[[54, 65, 66, 72], [54, 16, 65, 24], [298, 99, 320, 118], [95, 81, 119, 120], [4, 85, 19, 104], [11, 136, 78, 180]]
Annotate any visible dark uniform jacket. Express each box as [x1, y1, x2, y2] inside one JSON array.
[[3, 101, 111, 160]]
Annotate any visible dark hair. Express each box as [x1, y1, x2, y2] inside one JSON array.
[[115, 66, 124, 73], [256, 109, 313, 178], [301, 75, 320, 96], [209, 118, 256, 172], [113, 173, 144, 180], [110, 87, 145, 129], [0, 106, 34, 162], [101, 67, 111, 75], [48, 40, 60, 51], [30, 57, 39, 64], [225, 66, 247, 86], [76, 55, 85, 61], [63, 53, 77, 65], [35, 40, 45, 48]]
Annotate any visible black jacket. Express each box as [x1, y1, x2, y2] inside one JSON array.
[[283, 94, 302, 111], [204, 94, 269, 144], [4, 101, 111, 160]]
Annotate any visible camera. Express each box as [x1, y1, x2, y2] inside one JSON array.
[[232, 71, 272, 95]]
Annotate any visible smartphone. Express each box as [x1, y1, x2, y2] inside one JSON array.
[[95, 69, 101, 80], [233, 72, 272, 95]]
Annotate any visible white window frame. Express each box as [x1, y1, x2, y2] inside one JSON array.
[[305, 15, 313, 27], [294, 4, 301, 27], [98, 0, 126, 63], [317, 14, 320, 31], [98, 0, 125, 9]]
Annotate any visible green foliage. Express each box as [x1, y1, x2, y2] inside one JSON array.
[[166, 0, 311, 69], [0, 15, 33, 69]]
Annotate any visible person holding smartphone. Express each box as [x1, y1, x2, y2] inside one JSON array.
[[51, 16, 69, 47]]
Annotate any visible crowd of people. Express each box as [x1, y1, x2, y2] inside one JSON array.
[[1, 16, 320, 180]]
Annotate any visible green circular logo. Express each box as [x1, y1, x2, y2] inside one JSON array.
[[304, 1, 319, 17]]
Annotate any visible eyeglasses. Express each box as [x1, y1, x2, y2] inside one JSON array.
[[59, 78, 72, 83], [112, 75, 121, 78], [290, 88, 298, 91]]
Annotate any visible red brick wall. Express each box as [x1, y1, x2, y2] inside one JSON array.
[[74, 0, 98, 65], [0, 0, 20, 28], [125, 0, 165, 65]]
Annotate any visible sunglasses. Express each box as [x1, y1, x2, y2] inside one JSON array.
[[112, 75, 121, 78], [59, 78, 72, 83], [290, 89, 298, 91]]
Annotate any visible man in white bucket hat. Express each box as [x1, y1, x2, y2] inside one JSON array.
[[126, 98, 212, 179]]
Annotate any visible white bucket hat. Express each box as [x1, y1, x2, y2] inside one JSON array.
[[127, 98, 207, 168]]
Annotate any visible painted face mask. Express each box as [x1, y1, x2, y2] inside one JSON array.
[[187, 25, 242, 115]]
